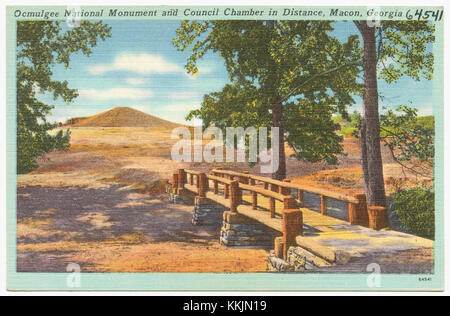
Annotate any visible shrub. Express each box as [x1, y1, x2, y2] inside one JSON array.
[[391, 186, 435, 240]]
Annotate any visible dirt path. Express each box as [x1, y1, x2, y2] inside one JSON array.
[[17, 185, 269, 273]]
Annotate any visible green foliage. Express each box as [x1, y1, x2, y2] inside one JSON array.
[[174, 21, 362, 164], [380, 106, 434, 177], [17, 21, 111, 173], [391, 187, 435, 240], [377, 21, 435, 83]]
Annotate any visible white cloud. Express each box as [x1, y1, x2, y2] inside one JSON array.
[[129, 102, 202, 125], [87, 53, 183, 75], [125, 77, 148, 85], [418, 104, 433, 116], [163, 102, 200, 113], [78, 88, 154, 101], [168, 91, 201, 100]]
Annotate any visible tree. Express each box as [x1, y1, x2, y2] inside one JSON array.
[[174, 21, 362, 179], [380, 106, 434, 179], [353, 20, 434, 206], [17, 21, 111, 173]]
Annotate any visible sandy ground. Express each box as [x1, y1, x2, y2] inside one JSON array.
[[17, 185, 268, 272], [17, 127, 431, 273], [17, 127, 269, 273]]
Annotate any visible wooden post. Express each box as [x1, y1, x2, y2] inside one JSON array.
[[297, 189, 303, 203], [178, 169, 186, 189], [270, 183, 278, 193], [171, 173, 179, 194], [348, 193, 369, 226], [269, 197, 276, 218], [348, 202, 358, 225], [264, 182, 269, 190], [281, 179, 291, 195], [189, 174, 194, 185], [196, 175, 200, 188], [213, 180, 218, 194], [224, 184, 229, 199], [230, 180, 240, 212], [250, 179, 257, 210], [283, 196, 297, 210], [320, 195, 327, 215], [356, 194, 369, 227], [368, 206, 388, 230], [198, 173, 208, 197], [239, 171, 249, 185], [282, 209, 303, 259]]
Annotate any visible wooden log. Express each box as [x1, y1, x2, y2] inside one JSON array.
[[172, 173, 178, 194], [269, 197, 276, 218], [178, 169, 186, 189], [368, 206, 388, 230], [270, 183, 279, 193], [281, 179, 291, 195], [230, 180, 240, 212], [283, 196, 297, 210], [207, 174, 233, 185], [249, 179, 257, 210], [212, 169, 359, 203], [282, 209, 303, 259], [213, 180, 218, 194], [320, 195, 327, 215], [297, 189, 303, 204], [274, 237, 284, 259], [239, 183, 286, 201], [355, 193, 369, 227], [224, 184, 229, 199], [348, 202, 358, 225], [198, 173, 208, 197]]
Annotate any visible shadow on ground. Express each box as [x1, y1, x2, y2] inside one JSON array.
[[17, 185, 221, 272]]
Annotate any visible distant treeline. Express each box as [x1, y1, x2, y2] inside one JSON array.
[[333, 113, 435, 138]]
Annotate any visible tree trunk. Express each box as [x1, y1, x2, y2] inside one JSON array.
[[360, 22, 387, 207], [272, 97, 286, 180], [359, 118, 370, 195]]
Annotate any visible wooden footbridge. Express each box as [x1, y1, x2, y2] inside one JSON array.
[[170, 168, 434, 272], [170, 168, 377, 258]]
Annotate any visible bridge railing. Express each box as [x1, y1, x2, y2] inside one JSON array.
[[173, 168, 303, 258], [211, 168, 369, 226]]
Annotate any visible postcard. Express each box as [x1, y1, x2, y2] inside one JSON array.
[[5, 5, 444, 291]]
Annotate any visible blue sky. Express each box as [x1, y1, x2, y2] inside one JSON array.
[[39, 20, 434, 125]]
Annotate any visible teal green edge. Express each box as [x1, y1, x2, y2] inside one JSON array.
[[6, 6, 445, 291]]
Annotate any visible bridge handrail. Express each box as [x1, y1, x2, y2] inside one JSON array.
[[239, 183, 285, 202], [185, 169, 204, 176], [212, 168, 359, 204], [207, 174, 233, 185]]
